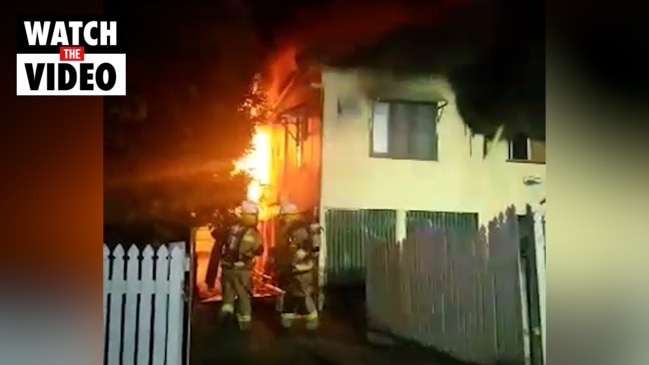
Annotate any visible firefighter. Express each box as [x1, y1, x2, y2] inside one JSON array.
[[275, 202, 322, 330], [206, 200, 263, 330]]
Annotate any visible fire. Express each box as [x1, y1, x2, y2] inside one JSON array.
[[235, 126, 271, 203], [195, 127, 273, 302]]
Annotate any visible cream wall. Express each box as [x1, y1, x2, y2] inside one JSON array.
[[320, 69, 546, 227], [268, 120, 321, 212], [264, 66, 323, 214]]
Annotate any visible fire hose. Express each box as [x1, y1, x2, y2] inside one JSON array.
[[253, 270, 284, 297]]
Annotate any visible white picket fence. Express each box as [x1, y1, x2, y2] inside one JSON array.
[[103, 242, 187, 365], [366, 206, 526, 364]]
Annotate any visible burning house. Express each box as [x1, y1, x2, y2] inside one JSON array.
[[195, 0, 545, 295]]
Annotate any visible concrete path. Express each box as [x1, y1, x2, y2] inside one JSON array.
[[190, 289, 475, 365]]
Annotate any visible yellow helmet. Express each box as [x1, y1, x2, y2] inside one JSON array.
[[279, 202, 300, 222], [240, 200, 259, 215], [237, 200, 259, 226], [279, 202, 298, 215]]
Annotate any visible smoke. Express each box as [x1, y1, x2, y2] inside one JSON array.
[[285, 0, 544, 139]]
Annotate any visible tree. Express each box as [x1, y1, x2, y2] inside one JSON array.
[[104, 1, 264, 232]]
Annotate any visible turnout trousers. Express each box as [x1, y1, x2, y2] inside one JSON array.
[[220, 265, 253, 329], [279, 270, 318, 330]]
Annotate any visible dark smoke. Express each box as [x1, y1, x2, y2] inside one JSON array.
[[293, 0, 545, 139]]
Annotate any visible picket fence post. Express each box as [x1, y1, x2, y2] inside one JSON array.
[[103, 243, 186, 365], [152, 245, 170, 365], [122, 245, 139, 365], [107, 245, 125, 365], [103, 245, 109, 346], [166, 243, 185, 365], [137, 245, 155, 365]]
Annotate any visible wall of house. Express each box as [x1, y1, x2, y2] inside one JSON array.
[[320, 69, 546, 228], [263, 60, 323, 215], [278, 115, 322, 214]]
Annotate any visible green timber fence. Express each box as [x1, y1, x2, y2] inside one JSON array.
[[324, 209, 396, 285], [323, 209, 479, 285], [406, 211, 479, 237]]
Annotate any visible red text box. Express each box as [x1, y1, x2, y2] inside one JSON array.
[[60, 47, 85, 61]]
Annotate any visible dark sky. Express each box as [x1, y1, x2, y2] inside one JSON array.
[[247, 0, 329, 45], [106, 0, 649, 142], [106, 0, 545, 140], [105, 0, 328, 50]]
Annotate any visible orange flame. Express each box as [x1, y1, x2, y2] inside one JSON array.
[[235, 126, 271, 203]]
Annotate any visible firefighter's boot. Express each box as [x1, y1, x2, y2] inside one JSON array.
[[220, 303, 234, 318], [305, 311, 319, 331], [237, 314, 252, 331], [280, 312, 295, 329]]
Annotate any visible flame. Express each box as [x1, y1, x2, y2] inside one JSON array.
[[196, 127, 274, 303], [235, 127, 271, 203]]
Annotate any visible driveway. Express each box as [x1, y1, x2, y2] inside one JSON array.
[[190, 287, 474, 365]]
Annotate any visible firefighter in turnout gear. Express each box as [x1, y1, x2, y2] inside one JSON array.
[[274, 203, 322, 330], [206, 200, 263, 330]]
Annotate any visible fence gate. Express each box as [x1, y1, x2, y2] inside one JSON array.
[[103, 242, 190, 365]]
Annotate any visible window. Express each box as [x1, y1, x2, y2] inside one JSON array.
[[370, 100, 438, 161], [508, 133, 546, 163]]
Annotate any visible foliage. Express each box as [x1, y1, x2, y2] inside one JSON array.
[[104, 2, 264, 236], [239, 73, 274, 127]]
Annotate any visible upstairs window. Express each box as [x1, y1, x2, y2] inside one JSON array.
[[509, 133, 546, 163], [370, 100, 439, 161]]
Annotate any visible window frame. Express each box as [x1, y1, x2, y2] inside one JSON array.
[[369, 99, 440, 161], [507, 135, 546, 164]]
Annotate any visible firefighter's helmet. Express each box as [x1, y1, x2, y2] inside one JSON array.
[[278, 202, 300, 223], [236, 200, 259, 226], [240, 200, 259, 215], [279, 202, 298, 215]]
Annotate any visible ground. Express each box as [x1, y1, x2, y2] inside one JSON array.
[[190, 286, 473, 365]]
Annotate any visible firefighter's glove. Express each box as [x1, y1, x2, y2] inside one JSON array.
[[293, 261, 314, 272], [309, 223, 323, 234], [295, 249, 307, 261]]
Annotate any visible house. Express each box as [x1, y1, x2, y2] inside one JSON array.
[[257, 47, 546, 285]]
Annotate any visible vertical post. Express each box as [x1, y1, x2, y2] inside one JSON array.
[[318, 207, 327, 287], [152, 246, 170, 365], [102, 245, 109, 348], [138, 246, 154, 365], [166, 243, 185, 365], [282, 120, 289, 193], [532, 209, 546, 365], [395, 209, 407, 244], [186, 236, 195, 365], [122, 245, 140, 365], [518, 244, 531, 365], [107, 245, 125, 365]]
